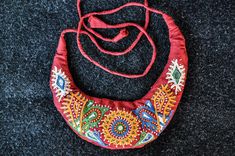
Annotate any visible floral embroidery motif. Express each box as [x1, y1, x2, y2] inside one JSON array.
[[61, 92, 88, 129], [166, 59, 185, 94], [133, 100, 159, 132], [135, 132, 154, 146], [51, 66, 71, 101], [101, 110, 140, 147], [151, 84, 176, 123], [85, 130, 106, 146], [81, 100, 109, 132]]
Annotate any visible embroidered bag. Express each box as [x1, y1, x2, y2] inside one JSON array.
[[50, 0, 188, 149]]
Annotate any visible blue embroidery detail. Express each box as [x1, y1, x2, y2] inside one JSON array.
[[56, 75, 65, 90], [111, 119, 130, 138], [86, 130, 106, 146], [145, 100, 155, 112], [158, 110, 174, 133], [133, 100, 158, 131], [143, 133, 153, 143]]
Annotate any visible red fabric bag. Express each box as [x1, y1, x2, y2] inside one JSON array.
[[50, 0, 188, 149]]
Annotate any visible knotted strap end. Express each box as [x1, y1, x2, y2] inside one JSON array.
[[88, 16, 129, 42], [88, 16, 109, 28]]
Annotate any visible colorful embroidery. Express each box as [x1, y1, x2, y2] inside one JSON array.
[[69, 118, 81, 132], [133, 100, 159, 132], [81, 100, 109, 132], [158, 111, 173, 132], [151, 84, 176, 123], [101, 110, 140, 147], [50, 0, 188, 149], [166, 59, 185, 94], [85, 130, 106, 146], [61, 92, 88, 128], [135, 132, 154, 146], [51, 66, 71, 101]]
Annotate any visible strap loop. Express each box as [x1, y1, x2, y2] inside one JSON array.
[[58, 0, 167, 79]]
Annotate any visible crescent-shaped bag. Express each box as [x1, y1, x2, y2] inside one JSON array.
[[50, 0, 188, 149]]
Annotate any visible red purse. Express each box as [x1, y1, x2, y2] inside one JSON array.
[[50, 0, 188, 149]]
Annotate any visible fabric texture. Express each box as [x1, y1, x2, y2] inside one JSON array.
[[0, 0, 234, 155]]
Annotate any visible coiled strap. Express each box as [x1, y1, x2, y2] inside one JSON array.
[[58, 0, 167, 79]]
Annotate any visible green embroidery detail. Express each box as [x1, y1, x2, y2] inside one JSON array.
[[82, 100, 109, 131], [135, 132, 154, 146], [69, 118, 81, 133], [172, 67, 181, 84], [166, 59, 185, 94], [87, 100, 94, 107]]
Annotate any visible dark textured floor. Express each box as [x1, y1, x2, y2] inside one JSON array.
[[0, 0, 234, 155]]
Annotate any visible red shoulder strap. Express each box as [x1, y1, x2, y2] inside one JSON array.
[[57, 0, 166, 79]]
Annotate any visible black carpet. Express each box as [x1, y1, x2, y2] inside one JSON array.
[[0, 0, 234, 155]]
